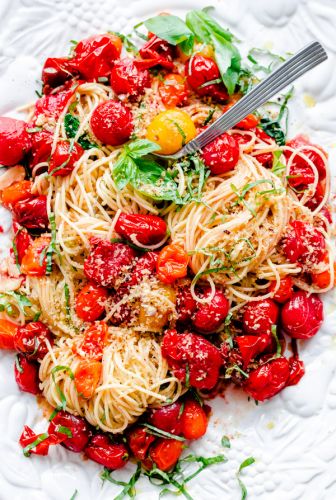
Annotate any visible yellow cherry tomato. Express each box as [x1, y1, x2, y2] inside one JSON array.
[[146, 109, 197, 155], [195, 43, 215, 59]]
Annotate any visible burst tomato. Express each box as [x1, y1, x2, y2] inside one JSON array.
[[14, 354, 40, 394], [0, 319, 18, 350], [115, 213, 167, 246], [110, 58, 151, 98], [0, 117, 32, 166], [201, 133, 239, 175], [176, 285, 197, 323], [159, 73, 188, 108], [128, 426, 155, 461], [281, 291, 323, 339], [150, 438, 183, 471], [90, 100, 134, 146], [29, 130, 53, 168], [33, 87, 76, 121], [157, 244, 189, 284], [14, 321, 53, 359], [49, 140, 84, 176], [13, 195, 49, 229], [192, 288, 230, 334], [181, 399, 208, 440], [75, 283, 108, 322], [74, 359, 102, 399], [286, 135, 327, 181], [282, 220, 326, 268], [20, 236, 50, 276], [149, 401, 183, 435], [287, 356, 305, 386], [85, 434, 129, 469], [138, 35, 174, 70], [235, 333, 272, 369], [243, 299, 279, 335], [42, 57, 76, 93], [268, 276, 294, 303], [75, 321, 108, 361], [185, 55, 228, 102], [48, 410, 91, 452], [1, 180, 34, 208], [244, 357, 290, 401], [146, 109, 196, 155], [19, 425, 50, 456]]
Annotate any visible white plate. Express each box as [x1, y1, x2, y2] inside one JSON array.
[[0, 1, 336, 499]]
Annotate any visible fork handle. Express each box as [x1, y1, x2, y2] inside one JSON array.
[[183, 41, 327, 155]]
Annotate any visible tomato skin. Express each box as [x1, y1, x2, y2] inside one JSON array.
[[19, 425, 50, 456], [185, 55, 228, 102], [244, 357, 290, 401], [14, 321, 53, 360], [128, 426, 155, 461], [235, 333, 272, 369], [75, 359, 102, 399], [71, 34, 122, 80], [201, 133, 240, 175], [115, 213, 167, 246], [48, 410, 91, 452], [138, 35, 175, 70], [311, 263, 336, 288], [129, 252, 159, 287], [281, 291, 323, 339], [13, 195, 48, 230], [146, 109, 196, 155], [282, 220, 326, 268], [254, 128, 274, 168], [110, 58, 151, 98], [157, 244, 189, 284], [0, 319, 18, 350], [85, 434, 129, 469], [236, 114, 259, 130], [150, 438, 183, 471], [149, 401, 183, 435], [159, 73, 188, 108], [1, 180, 34, 208], [243, 299, 279, 335], [286, 135, 327, 181], [192, 288, 230, 334], [20, 236, 50, 276], [14, 354, 40, 394], [13, 222, 33, 265], [90, 100, 134, 146], [33, 87, 76, 122], [0, 117, 32, 166], [305, 181, 325, 211], [75, 321, 108, 361], [75, 284, 108, 322], [49, 140, 84, 177], [181, 399, 208, 440], [84, 239, 136, 288], [268, 276, 294, 304], [42, 57, 76, 93], [176, 286, 197, 323], [29, 130, 53, 168], [287, 356, 305, 386]]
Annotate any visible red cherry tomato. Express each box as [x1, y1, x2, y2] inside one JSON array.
[[244, 357, 290, 401], [115, 213, 167, 246], [14, 354, 40, 394], [281, 291, 323, 339], [282, 220, 326, 268], [305, 181, 325, 211], [84, 239, 136, 288], [29, 130, 53, 168], [0, 319, 18, 350], [150, 438, 183, 471], [138, 35, 174, 70], [157, 244, 189, 285], [0, 117, 32, 166], [14, 321, 53, 359], [159, 73, 188, 108], [185, 55, 228, 102], [1, 180, 34, 208], [12, 222, 33, 265], [71, 34, 122, 80], [192, 288, 229, 334], [90, 100, 134, 146], [33, 87, 76, 121], [49, 140, 84, 177], [286, 135, 327, 181], [75, 321, 108, 361], [19, 425, 50, 456], [201, 133, 239, 175], [149, 401, 183, 435], [176, 286, 197, 323], [75, 283, 108, 322], [110, 58, 151, 98], [223, 103, 259, 130], [254, 128, 274, 168], [130, 251, 159, 286], [74, 359, 102, 399], [287, 163, 315, 190], [48, 410, 91, 452], [13, 195, 48, 230], [268, 276, 294, 303], [85, 434, 129, 469], [311, 263, 336, 289], [287, 356, 305, 386], [162, 329, 222, 390], [235, 334, 272, 369], [181, 399, 208, 440], [42, 57, 76, 93], [128, 426, 155, 461], [20, 236, 50, 276], [243, 299, 279, 335]]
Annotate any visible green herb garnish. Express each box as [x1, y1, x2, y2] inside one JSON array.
[[101, 462, 141, 499], [143, 423, 186, 442], [51, 365, 74, 413], [236, 457, 255, 500], [221, 435, 231, 448], [23, 433, 49, 457], [64, 113, 97, 150]]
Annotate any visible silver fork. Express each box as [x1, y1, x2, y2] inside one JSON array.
[[154, 41, 327, 160]]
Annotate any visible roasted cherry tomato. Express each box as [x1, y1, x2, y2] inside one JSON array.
[[138, 35, 174, 70], [176, 285, 197, 323], [20, 236, 50, 276], [84, 239, 136, 288], [185, 55, 228, 102], [19, 425, 50, 456], [149, 401, 183, 435], [49, 140, 84, 177], [311, 262, 336, 289], [75, 321, 108, 360], [244, 357, 290, 401], [254, 128, 274, 168], [223, 102, 259, 130], [33, 87, 76, 121], [48, 410, 91, 452], [71, 34, 122, 80], [150, 438, 183, 471], [162, 329, 222, 390], [29, 130, 53, 168], [128, 426, 155, 461], [90, 100, 134, 146], [115, 213, 167, 246], [85, 434, 129, 469], [14, 354, 40, 394], [146, 109, 196, 155], [192, 288, 229, 334], [128, 251, 159, 287], [75, 283, 108, 322], [13, 195, 49, 230], [287, 356, 305, 386], [157, 243, 189, 284], [268, 276, 294, 303], [286, 135, 327, 181], [75, 359, 102, 399], [235, 334, 272, 369], [1, 180, 34, 208], [0, 117, 32, 166], [110, 58, 151, 98], [42, 57, 76, 93], [305, 181, 325, 211], [243, 299, 279, 335], [201, 133, 239, 175], [159, 73, 188, 108], [0, 318, 18, 350], [282, 220, 326, 269], [181, 399, 208, 440], [281, 291, 323, 339], [14, 321, 53, 359]]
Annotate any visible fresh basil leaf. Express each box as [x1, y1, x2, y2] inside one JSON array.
[[144, 15, 194, 47], [133, 158, 181, 203], [186, 9, 233, 44], [69, 490, 78, 500], [259, 119, 285, 146], [125, 139, 160, 158], [211, 33, 241, 95], [64, 113, 97, 150], [113, 153, 138, 190], [221, 435, 231, 448]]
